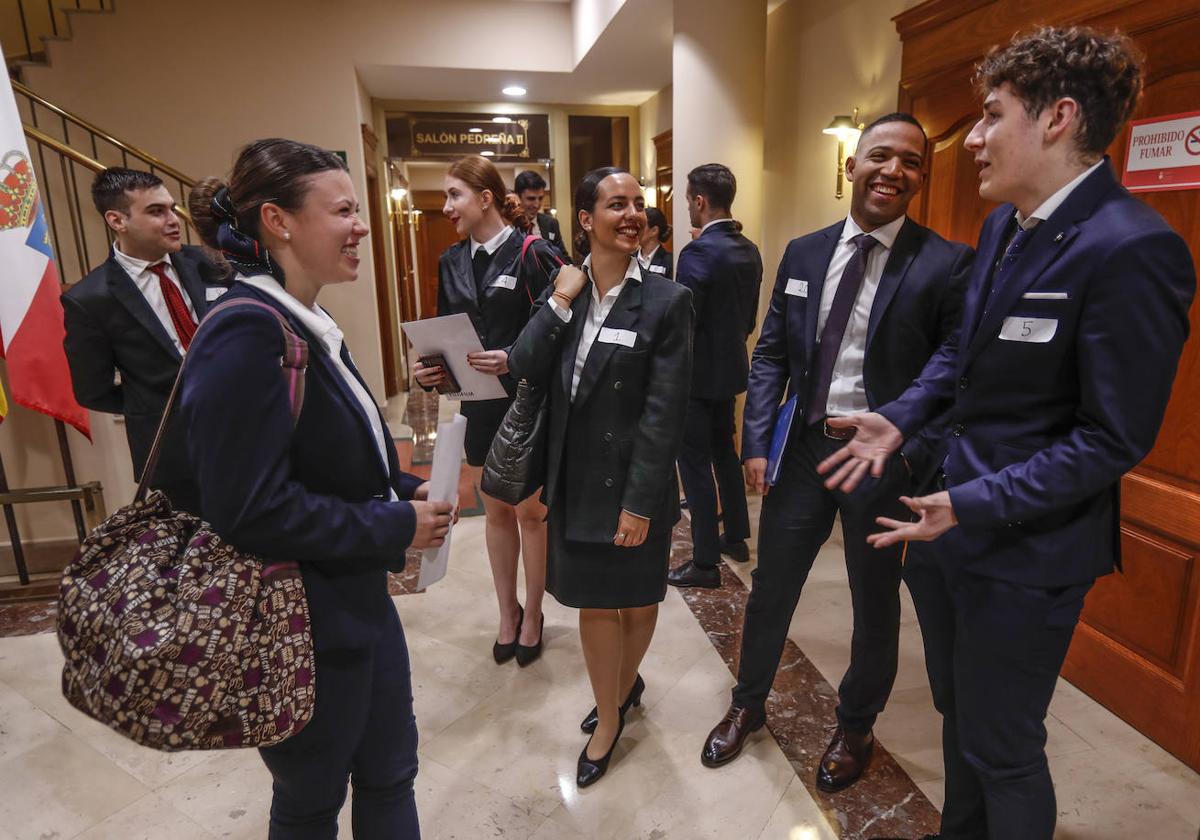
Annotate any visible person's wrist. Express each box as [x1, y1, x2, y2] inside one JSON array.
[[552, 290, 574, 307]]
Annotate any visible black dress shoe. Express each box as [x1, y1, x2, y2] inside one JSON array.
[[816, 726, 874, 792], [581, 674, 645, 733], [514, 613, 544, 667], [701, 704, 766, 767], [868, 835, 940, 839], [577, 714, 626, 788], [492, 605, 523, 664], [667, 559, 721, 589], [719, 536, 750, 563]]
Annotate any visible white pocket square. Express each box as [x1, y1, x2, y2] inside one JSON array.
[[1021, 291, 1069, 300]]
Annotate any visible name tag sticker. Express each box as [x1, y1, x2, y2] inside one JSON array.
[[649, 264, 667, 274], [548, 232, 557, 241], [785, 278, 808, 298], [1021, 291, 1069, 300], [205, 286, 228, 301], [491, 274, 518, 290], [1000, 316, 1058, 343], [598, 327, 637, 348]]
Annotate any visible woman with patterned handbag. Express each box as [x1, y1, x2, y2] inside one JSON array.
[[412, 154, 561, 668], [508, 167, 693, 787], [183, 139, 451, 839]]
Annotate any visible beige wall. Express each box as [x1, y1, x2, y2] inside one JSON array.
[[637, 84, 672, 198]]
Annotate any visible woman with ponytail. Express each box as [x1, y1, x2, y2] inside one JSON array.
[[412, 154, 560, 667], [184, 138, 449, 838], [637, 206, 673, 279]]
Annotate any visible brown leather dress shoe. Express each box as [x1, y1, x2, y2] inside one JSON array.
[[816, 726, 874, 792], [701, 704, 766, 768]]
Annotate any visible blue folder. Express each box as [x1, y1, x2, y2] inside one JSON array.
[[765, 395, 799, 486]]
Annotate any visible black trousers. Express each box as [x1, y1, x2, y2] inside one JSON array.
[[732, 423, 908, 733], [904, 546, 1091, 840], [258, 608, 420, 839], [678, 396, 751, 569]]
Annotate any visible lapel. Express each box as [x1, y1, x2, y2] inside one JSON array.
[[559, 287, 591, 399], [106, 256, 181, 361], [448, 241, 481, 316], [335, 341, 394, 487], [865, 218, 921, 351], [802, 222, 844, 361], [479, 228, 522, 292], [572, 276, 644, 409], [170, 249, 209, 318], [963, 162, 1115, 364]]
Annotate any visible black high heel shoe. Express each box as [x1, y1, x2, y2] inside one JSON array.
[[492, 605, 523, 664], [581, 674, 644, 733], [514, 613, 544, 667], [577, 713, 626, 788]]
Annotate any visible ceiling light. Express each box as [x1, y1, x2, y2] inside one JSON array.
[[480, 150, 496, 157], [492, 116, 511, 124], [468, 127, 483, 133], [502, 85, 527, 97]]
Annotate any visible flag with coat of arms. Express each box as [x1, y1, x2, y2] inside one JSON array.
[[0, 47, 90, 438]]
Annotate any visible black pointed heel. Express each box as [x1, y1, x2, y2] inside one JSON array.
[[514, 613, 544, 667], [581, 674, 644, 733], [492, 605, 523, 664], [576, 714, 625, 788]]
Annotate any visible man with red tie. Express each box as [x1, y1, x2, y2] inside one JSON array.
[[62, 168, 227, 512]]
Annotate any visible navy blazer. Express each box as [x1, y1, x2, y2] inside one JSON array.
[[676, 221, 763, 400], [744, 217, 973, 485], [62, 245, 228, 511], [880, 161, 1195, 586], [179, 283, 425, 651], [437, 227, 561, 396], [508, 266, 693, 541]]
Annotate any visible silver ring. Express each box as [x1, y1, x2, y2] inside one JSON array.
[[617, 533, 626, 539]]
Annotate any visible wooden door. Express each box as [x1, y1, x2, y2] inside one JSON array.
[[896, 0, 1200, 770], [362, 126, 400, 396], [654, 129, 674, 248], [411, 190, 461, 316]]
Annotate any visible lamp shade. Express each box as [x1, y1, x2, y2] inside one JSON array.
[[823, 115, 860, 140]]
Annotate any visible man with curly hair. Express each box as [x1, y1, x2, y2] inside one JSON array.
[[821, 27, 1196, 840]]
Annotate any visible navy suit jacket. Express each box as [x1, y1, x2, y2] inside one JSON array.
[[676, 221, 763, 400], [62, 245, 227, 511], [880, 161, 1195, 586], [744, 217, 973, 487], [179, 283, 425, 650]]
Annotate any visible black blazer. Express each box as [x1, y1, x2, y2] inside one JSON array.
[[437, 227, 561, 396], [61, 245, 227, 510], [642, 246, 674, 280], [536, 212, 567, 255], [675, 221, 763, 400], [180, 283, 425, 651], [743, 217, 973, 484], [509, 263, 693, 542]]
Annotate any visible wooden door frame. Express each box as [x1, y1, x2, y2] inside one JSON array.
[[361, 124, 401, 397]]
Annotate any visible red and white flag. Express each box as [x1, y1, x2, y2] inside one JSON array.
[[0, 51, 90, 438]]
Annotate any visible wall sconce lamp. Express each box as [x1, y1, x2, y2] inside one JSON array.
[[823, 107, 864, 199]]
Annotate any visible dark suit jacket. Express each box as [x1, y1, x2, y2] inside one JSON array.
[[641, 246, 674, 280], [743, 217, 973, 487], [437, 227, 561, 396], [508, 265, 693, 542], [61, 245, 227, 511], [676, 221, 763, 400], [880, 161, 1195, 586], [179, 283, 425, 651], [536, 212, 566, 256]]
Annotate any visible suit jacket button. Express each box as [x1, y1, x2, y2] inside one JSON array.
[[603, 432, 614, 442], [959, 376, 969, 390], [604, 477, 614, 487], [952, 424, 964, 437], [613, 380, 623, 391], [551, 328, 562, 339]]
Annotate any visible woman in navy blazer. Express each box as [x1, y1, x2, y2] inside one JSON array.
[[182, 139, 451, 839], [509, 168, 692, 787], [413, 155, 560, 668]]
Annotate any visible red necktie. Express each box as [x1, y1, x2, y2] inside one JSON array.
[[148, 262, 197, 350]]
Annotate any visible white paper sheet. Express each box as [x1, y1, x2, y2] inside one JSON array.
[[416, 413, 468, 589], [401, 313, 508, 402]]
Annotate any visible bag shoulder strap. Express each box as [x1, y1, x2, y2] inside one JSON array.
[[135, 297, 309, 502], [518, 234, 565, 304]]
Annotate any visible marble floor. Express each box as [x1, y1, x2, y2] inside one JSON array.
[[0, 391, 1197, 838]]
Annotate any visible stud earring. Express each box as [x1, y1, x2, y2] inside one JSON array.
[[283, 231, 291, 241]]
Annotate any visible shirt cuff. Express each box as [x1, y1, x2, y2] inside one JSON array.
[[548, 296, 573, 322]]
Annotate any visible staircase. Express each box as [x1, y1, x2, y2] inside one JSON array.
[[4, 0, 113, 81]]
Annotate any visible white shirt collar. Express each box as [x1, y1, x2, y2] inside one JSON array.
[[637, 244, 660, 267], [1016, 159, 1105, 230], [113, 243, 171, 276], [237, 273, 343, 354], [470, 225, 512, 257], [582, 253, 641, 303], [700, 217, 735, 234], [840, 213, 905, 251]]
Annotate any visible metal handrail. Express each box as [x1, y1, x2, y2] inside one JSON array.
[[12, 79, 195, 186]]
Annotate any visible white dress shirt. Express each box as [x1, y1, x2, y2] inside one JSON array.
[[470, 224, 512, 257], [238, 274, 398, 500], [700, 218, 735, 235], [547, 254, 641, 401], [637, 244, 660, 271], [1016, 159, 1104, 231], [529, 216, 542, 238], [112, 245, 198, 355], [815, 213, 907, 416]]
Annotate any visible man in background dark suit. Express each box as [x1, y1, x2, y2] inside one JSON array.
[[62, 168, 226, 512], [668, 164, 762, 588], [515, 170, 566, 258], [699, 116, 973, 794], [825, 30, 1194, 840]]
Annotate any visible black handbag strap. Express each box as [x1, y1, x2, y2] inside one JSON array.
[[135, 298, 309, 503]]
